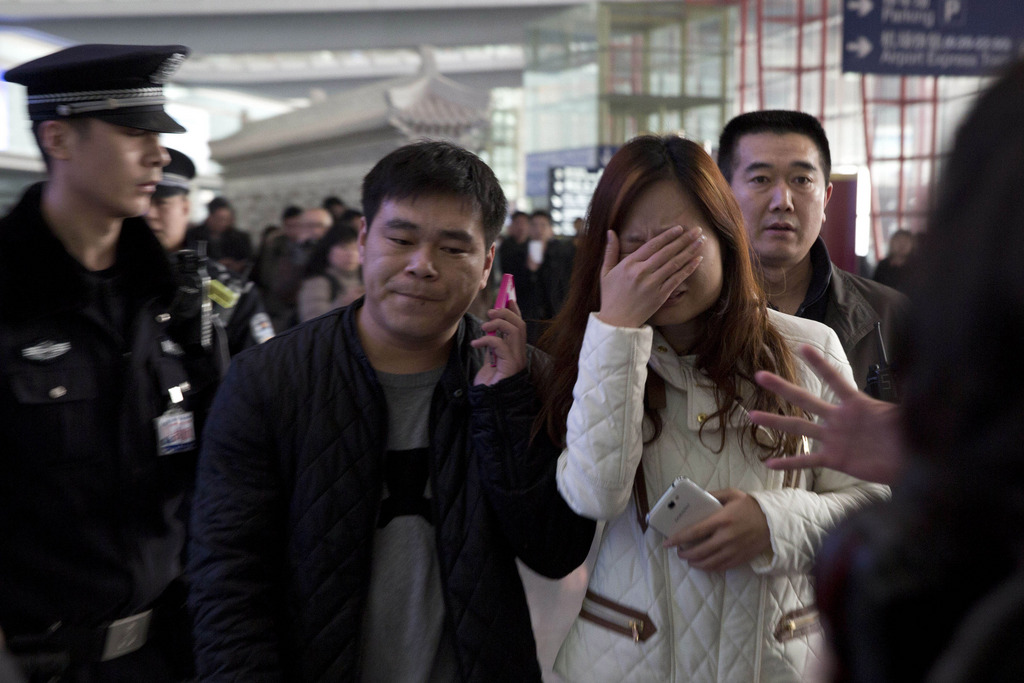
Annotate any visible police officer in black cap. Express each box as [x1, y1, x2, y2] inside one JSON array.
[[0, 44, 223, 682], [149, 148, 275, 355]]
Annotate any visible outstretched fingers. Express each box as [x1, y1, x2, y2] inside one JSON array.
[[799, 345, 860, 402], [764, 453, 828, 472], [753, 369, 834, 418], [746, 411, 825, 442]]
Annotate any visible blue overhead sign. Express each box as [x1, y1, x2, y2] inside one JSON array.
[[843, 0, 1024, 76], [548, 166, 603, 234]]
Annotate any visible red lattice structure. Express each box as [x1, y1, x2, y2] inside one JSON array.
[[685, 0, 948, 260]]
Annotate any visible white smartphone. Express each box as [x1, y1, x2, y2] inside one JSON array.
[[646, 476, 722, 538]]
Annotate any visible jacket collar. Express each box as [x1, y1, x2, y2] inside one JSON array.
[[339, 298, 486, 393], [794, 237, 833, 319], [824, 264, 881, 347], [0, 182, 177, 321]]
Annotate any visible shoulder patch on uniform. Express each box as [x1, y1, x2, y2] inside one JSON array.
[[161, 339, 185, 356], [250, 312, 275, 344], [21, 340, 71, 362]]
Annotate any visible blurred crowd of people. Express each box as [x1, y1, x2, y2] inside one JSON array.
[[168, 188, 368, 338]]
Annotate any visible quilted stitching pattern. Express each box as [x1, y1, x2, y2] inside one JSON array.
[[555, 312, 889, 682], [559, 316, 651, 518]]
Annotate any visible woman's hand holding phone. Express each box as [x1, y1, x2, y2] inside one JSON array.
[[665, 487, 771, 572], [597, 225, 705, 329]]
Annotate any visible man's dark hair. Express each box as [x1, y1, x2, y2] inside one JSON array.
[[335, 208, 364, 231], [323, 196, 345, 211], [717, 110, 832, 184], [361, 141, 507, 247], [530, 210, 553, 223], [207, 196, 233, 214], [303, 222, 360, 278], [511, 210, 529, 221], [281, 205, 303, 221]]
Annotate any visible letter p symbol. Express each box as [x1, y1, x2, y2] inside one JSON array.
[[944, 0, 964, 25]]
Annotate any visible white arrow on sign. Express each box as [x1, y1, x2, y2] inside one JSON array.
[[846, 36, 874, 58], [846, 0, 874, 18]]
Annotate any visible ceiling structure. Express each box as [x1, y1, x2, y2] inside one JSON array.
[[0, 0, 591, 102]]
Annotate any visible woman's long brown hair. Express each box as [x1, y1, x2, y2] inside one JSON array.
[[536, 135, 803, 459]]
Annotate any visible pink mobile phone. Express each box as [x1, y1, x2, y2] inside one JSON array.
[[491, 274, 516, 317], [487, 274, 516, 365]]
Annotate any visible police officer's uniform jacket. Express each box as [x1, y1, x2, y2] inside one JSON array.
[[0, 183, 221, 647], [203, 258, 274, 355]]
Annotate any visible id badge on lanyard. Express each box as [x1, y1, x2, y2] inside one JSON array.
[[154, 383, 196, 456]]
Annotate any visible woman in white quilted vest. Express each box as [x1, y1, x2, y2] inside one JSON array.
[[534, 135, 889, 682]]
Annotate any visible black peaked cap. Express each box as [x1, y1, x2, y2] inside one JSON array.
[[5, 43, 191, 133]]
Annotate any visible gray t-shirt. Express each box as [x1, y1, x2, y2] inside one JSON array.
[[359, 366, 459, 682]]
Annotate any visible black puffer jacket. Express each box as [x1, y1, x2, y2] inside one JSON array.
[[188, 302, 595, 681]]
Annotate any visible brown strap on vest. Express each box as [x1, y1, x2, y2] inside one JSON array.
[[631, 372, 667, 533], [632, 464, 650, 533]]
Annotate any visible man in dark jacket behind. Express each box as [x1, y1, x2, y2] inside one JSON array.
[[187, 141, 596, 682], [718, 110, 909, 392], [516, 210, 575, 344], [0, 44, 222, 682], [184, 196, 252, 275]]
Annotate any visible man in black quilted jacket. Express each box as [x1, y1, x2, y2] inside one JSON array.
[[187, 141, 596, 682]]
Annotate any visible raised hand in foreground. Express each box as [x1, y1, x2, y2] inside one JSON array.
[[749, 345, 905, 485]]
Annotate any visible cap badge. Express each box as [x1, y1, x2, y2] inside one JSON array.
[[151, 52, 187, 84], [22, 340, 72, 362]]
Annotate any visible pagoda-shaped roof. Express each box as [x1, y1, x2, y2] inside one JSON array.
[[211, 47, 489, 163]]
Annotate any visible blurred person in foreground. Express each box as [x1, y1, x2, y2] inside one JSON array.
[[0, 632, 25, 683], [187, 141, 595, 681], [535, 135, 887, 682], [746, 58, 1024, 682], [0, 43, 222, 682], [148, 147, 274, 355]]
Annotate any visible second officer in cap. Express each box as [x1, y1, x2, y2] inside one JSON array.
[[0, 44, 221, 682], [148, 148, 275, 355]]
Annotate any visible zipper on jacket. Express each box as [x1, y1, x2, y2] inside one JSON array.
[[582, 599, 643, 642], [579, 591, 657, 644], [773, 607, 820, 642]]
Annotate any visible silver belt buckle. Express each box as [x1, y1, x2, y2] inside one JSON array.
[[100, 609, 152, 661]]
